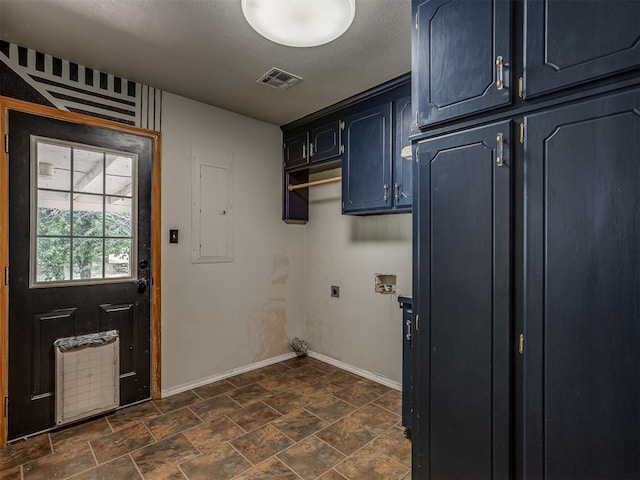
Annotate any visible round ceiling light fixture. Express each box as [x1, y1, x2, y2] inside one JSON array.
[[241, 0, 356, 48]]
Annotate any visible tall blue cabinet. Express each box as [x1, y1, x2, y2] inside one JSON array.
[[410, 1, 640, 478]]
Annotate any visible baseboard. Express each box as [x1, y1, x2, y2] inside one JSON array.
[[307, 351, 401, 391], [161, 351, 297, 398]]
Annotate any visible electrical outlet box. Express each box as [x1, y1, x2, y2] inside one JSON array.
[[331, 285, 340, 298]]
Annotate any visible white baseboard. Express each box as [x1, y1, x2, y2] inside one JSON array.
[[161, 350, 401, 398], [161, 351, 297, 398], [307, 351, 401, 391]]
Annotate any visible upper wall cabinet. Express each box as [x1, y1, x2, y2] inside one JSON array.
[[283, 131, 309, 169], [283, 120, 342, 170], [309, 121, 342, 163], [524, 0, 640, 98], [342, 103, 393, 214], [413, 0, 511, 127], [394, 96, 413, 209], [281, 75, 411, 222]]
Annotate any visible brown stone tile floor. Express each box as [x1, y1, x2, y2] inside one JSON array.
[[0, 356, 410, 480]]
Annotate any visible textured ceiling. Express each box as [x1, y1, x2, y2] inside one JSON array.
[[0, 0, 411, 125]]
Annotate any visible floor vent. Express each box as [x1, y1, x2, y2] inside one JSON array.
[[54, 330, 120, 426], [257, 67, 302, 90]]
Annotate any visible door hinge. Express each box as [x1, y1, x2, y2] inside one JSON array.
[[340, 121, 345, 130], [415, 145, 419, 161], [519, 123, 525, 144], [415, 12, 419, 29], [4, 396, 7, 417], [415, 314, 420, 331], [518, 76, 524, 98], [4, 134, 8, 153], [4, 266, 7, 286], [519, 333, 524, 355]]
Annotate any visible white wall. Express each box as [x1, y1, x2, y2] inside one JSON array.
[[161, 93, 305, 392], [303, 169, 412, 384]]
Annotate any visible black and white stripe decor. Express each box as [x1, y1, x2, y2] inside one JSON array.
[[0, 41, 162, 130]]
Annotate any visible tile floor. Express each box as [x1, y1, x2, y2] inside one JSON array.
[[0, 356, 411, 480]]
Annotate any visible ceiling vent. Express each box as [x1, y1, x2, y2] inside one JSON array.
[[257, 67, 302, 90]]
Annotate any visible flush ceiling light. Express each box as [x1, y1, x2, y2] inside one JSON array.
[[242, 0, 356, 48]]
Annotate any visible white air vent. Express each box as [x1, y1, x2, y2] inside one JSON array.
[[257, 67, 302, 90]]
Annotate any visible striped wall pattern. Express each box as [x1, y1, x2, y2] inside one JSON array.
[[0, 41, 161, 130]]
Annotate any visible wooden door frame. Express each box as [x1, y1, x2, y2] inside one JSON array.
[[0, 97, 162, 447]]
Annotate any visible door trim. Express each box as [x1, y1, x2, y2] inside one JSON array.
[[0, 96, 162, 447]]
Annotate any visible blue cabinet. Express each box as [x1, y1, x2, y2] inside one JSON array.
[[283, 131, 309, 169], [411, 0, 640, 478], [309, 120, 341, 163], [342, 96, 413, 215], [281, 74, 411, 221], [394, 96, 413, 209], [284, 120, 342, 170], [524, 0, 640, 98], [413, 0, 511, 127], [414, 121, 511, 479], [342, 103, 392, 214], [523, 89, 640, 480]]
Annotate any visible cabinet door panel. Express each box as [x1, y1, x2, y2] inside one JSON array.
[[525, 0, 640, 97], [310, 121, 341, 163], [394, 96, 413, 209], [342, 103, 392, 213], [524, 90, 640, 479], [414, 121, 511, 479], [413, 0, 511, 127], [284, 132, 308, 169]]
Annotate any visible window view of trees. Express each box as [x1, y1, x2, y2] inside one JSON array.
[[36, 207, 132, 282], [34, 141, 135, 284]]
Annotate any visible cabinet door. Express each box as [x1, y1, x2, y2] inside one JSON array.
[[342, 103, 392, 214], [413, 121, 511, 479], [524, 0, 640, 98], [309, 120, 341, 163], [283, 132, 308, 169], [413, 0, 511, 127], [523, 90, 640, 479], [394, 96, 413, 209]]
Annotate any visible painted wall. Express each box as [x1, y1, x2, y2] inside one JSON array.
[[303, 169, 412, 384], [160, 92, 305, 392]]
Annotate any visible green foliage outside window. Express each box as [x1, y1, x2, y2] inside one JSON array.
[[37, 207, 132, 281]]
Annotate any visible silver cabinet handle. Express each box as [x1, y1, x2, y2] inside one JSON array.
[[383, 184, 389, 201], [406, 319, 412, 341], [496, 133, 504, 166], [309, 143, 315, 157], [394, 183, 400, 202], [302, 144, 307, 158]]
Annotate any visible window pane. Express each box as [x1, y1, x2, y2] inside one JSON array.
[[73, 194, 103, 237], [72, 238, 103, 280], [105, 197, 132, 237], [105, 238, 131, 278], [36, 237, 71, 282], [73, 149, 104, 194], [37, 190, 70, 236], [37, 142, 71, 191], [31, 139, 137, 285], [105, 154, 133, 197]]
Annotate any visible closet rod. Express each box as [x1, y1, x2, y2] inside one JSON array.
[[288, 176, 342, 191]]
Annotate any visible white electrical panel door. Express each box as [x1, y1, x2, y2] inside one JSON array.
[[192, 146, 233, 263]]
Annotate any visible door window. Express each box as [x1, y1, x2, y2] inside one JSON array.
[[30, 136, 137, 286]]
